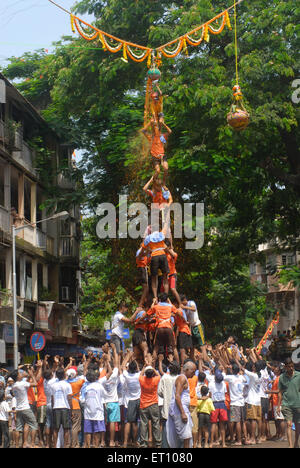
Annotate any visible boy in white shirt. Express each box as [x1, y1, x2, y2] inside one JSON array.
[[51, 367, 73, 448], [223, 364, 247, 445], [82, 370, 106, 448], [0, 390, 11, 448]]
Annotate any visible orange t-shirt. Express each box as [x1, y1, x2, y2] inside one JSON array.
[[27, 386, 36, 405], [149, 133, 168, 159], [149, 303, 177, 329], [166, 252, 177, 276], [225, 382, 230, 410], [188, 375, 198, 407], [37, 377, 47, 408], [136, 254, 148, 268], [272, 376, 279, 407], [70, 378, 85, 410], [142, 239, 166, 257], [139, 375, 160, 409], [175, 309, 191, 335]]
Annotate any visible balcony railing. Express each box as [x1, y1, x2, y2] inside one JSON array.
[[12, 140, 36, 174], [60, 236, 79, 258]]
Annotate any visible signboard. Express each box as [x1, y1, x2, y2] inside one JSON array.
[[105, 328, 130, 340], [30, 332, 46, 352]]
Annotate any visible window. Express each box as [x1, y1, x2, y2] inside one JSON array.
[[25, 260, 32, 300], [24, 178, 32, 222], [11, 167, 19, 214], [250, 263, 256, 275], [61, 218, 71, 236], [0, 258, 5, 289], [0, 161, 4, 206], [36, 185, 43, 223]]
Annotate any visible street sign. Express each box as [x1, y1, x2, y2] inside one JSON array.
[[30, 332, 46, 352], [105, 328, 130, 340]]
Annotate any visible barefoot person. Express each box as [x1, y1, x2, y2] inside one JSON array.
[[166, 361, 196, 448]]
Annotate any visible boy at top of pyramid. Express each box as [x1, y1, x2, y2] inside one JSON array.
[[143, 174, 173, 210], [141, 113, 172, 179]]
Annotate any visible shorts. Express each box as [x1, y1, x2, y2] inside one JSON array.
[[191, 324, 205, 349], [132, 328, 146, 347], [281, 406, 300, 424], [246, 403, 262, 421], [53, 408, 72, 430], [151, 255, 169, 276], [178, 331, 193, 350], [261, 397, 270, 419], [126, 399, 140, 423], [110, 334, 123, 354], [16, 409, 38, 432], [138, 266, 148, 285], [37, 405, 47, 424], [152, 155, 167, 166], [155, 327, 175, 354], [190, 406, 198, 434], [168, 274, 177, 289], [45, 407, 53, 429], [273, 406, 284, 421], [230, 405, 246, 423], [210, 408, 228, 424], [84, 419, 105, 434], [198, 413, 211, 428], [106, 402, 121, 423]]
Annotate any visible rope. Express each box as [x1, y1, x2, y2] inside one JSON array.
[[233, 0, 239, 85]]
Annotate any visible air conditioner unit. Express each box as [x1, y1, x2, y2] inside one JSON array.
[[61, 286, 70, 301]]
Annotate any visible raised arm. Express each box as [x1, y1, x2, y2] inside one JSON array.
[[143, 176, 154, 193]]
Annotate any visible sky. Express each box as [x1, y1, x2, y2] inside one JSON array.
[[0, 0, 93, 66]]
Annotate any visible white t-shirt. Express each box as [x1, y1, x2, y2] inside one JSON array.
[[223, 374, 247, 407], [44, 377, 58, 408], [259, 368, 274, 399], [51, 380, 72, 409], [102, 367, 119, 403], [12, 380, 30, 411], [184, 300, 201, 327], [111, 311, 125, 338], [84, 381, 105, 421], [208, 380, 227, 402], [120, 371, 141, 407], [244, 369, 261, 406], [0, 401, 11, 421]]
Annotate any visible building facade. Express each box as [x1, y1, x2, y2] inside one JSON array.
[[250, 242, 300, 335], [0, 73, 83, 366]]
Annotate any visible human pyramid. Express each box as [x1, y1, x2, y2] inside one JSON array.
[[125, 65, 209, 369]]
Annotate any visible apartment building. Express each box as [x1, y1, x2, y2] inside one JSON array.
[[250, 242, 300, 334], [0, 73, 83, 365]]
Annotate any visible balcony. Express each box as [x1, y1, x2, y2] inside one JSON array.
[[16, 223, 55, 256], [0, 119, 22, 151], [12, 140, 36, 175], [0, 205, 10, 234], [60, 236, 79, 258]]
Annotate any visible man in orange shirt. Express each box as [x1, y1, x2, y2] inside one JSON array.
[[143, 175, 173, 211], [141, 116, 172, 179], [187, 371, 199, 448], [66, 366, 86, 448], [164, 239, 181, 305], [139, 360, 161, 448], [136, 244, 150, 308], [35, 360, 47, 447], [175, 308, 192, 367], [141, 223, 170, 299], [147, 293, 179, 363]]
